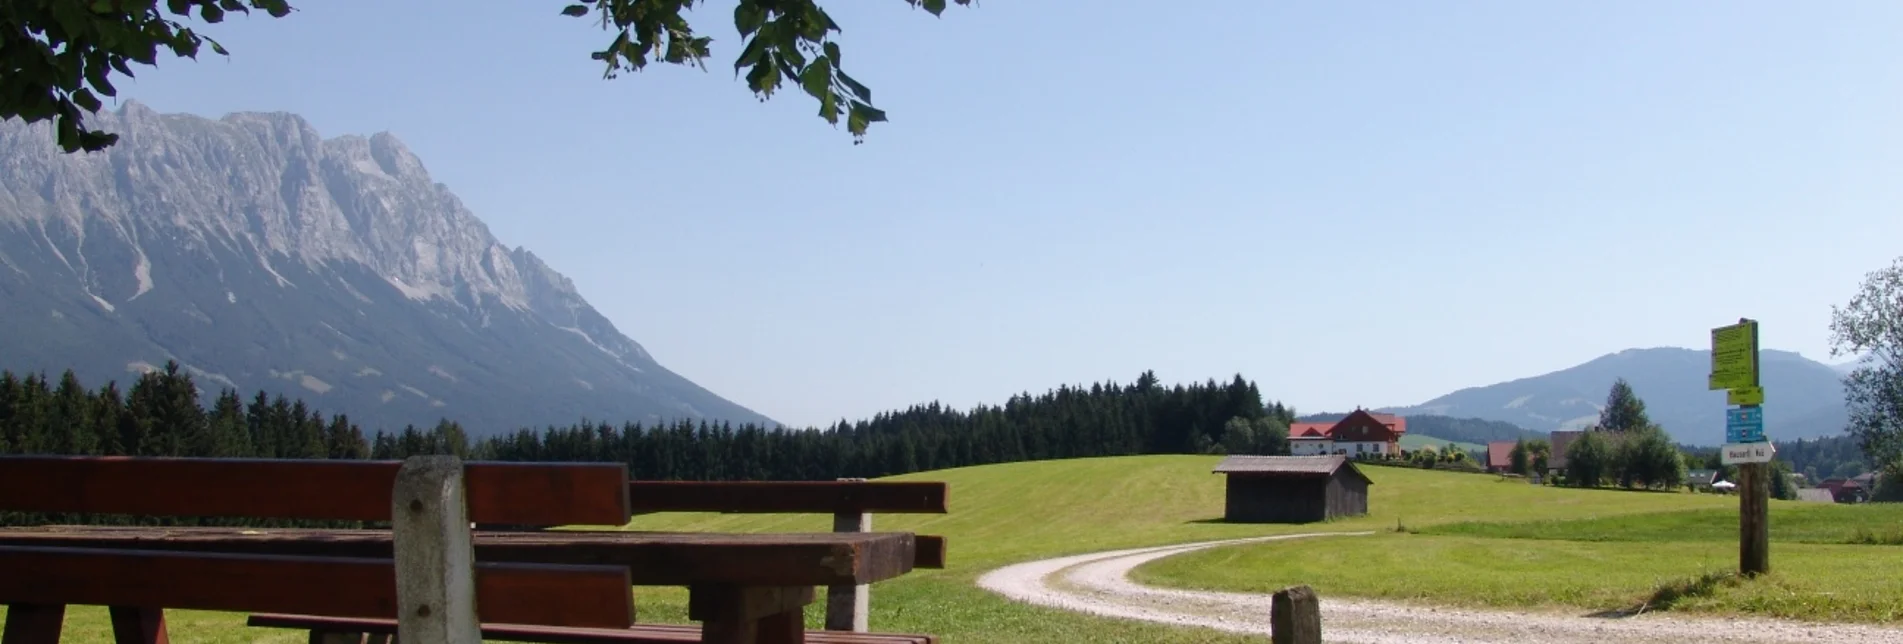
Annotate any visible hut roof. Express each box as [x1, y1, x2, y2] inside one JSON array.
[[1211, 455, 1373, 485]]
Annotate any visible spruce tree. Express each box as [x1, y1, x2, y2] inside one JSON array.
[[1598, 378, 1652, 432], [51, 370, 96, 454]]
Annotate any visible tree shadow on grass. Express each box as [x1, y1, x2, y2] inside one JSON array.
[[1583, 571, 1742, 619]]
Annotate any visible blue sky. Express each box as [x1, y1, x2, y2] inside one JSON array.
[[111, 1, 1903, 428]]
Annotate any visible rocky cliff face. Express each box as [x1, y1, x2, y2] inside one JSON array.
[[0, 102, 777, 435]]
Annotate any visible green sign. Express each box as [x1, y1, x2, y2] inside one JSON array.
[[1709, 320, 1759, 391], [1727, 385, 1765, 406]]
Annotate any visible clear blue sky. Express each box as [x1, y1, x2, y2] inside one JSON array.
[[112, 1, 1903, 428]]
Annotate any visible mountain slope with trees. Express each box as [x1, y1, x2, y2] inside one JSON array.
[[1384, 347, 1848, 445]]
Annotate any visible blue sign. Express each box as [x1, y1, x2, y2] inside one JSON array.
[[1725, 406, 1765, 443]]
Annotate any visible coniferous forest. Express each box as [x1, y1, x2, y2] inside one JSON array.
[[0, 361, 1295, 484]]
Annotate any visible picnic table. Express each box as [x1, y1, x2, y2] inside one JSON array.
[[0, 455, 937, 644]]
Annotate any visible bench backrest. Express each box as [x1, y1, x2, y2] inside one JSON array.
[[625, 480, 947, 515], [0, 546, 636, 628], [0, 455, 631, 526]]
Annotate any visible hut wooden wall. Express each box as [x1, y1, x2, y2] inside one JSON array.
[[1222, 469, 1369, 523]]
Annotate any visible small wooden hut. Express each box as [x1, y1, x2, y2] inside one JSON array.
[[1211, 455, 1371, 523]]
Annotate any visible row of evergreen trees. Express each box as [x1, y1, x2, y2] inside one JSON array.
[[0, 362, 1297, 484]]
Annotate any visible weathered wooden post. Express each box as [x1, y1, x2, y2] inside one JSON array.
[[1270, 584, 1321, 644], [392, 455, 481, 643], [826, 477, 872, 632], [1711, 318, 1771, 577]]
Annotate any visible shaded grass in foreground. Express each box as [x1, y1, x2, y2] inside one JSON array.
[[1132, 532, 1903, 623]]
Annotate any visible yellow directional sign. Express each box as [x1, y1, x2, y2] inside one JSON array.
[[1727, 385, 1764, 406], [1708, 320, 1759, 391]]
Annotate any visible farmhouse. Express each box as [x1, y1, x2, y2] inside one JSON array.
[[1485, 441, 1516, 473], [1211, 454, 1373, 523], [1288, 409, 1407, 458]]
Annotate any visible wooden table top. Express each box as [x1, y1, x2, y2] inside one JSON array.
[[0, 526, 918, 587]]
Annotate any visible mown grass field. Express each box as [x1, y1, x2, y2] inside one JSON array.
[[1135, 488, 1903, 623], [0, 455, 1818, 642], [1399, 433, 1486, 455]]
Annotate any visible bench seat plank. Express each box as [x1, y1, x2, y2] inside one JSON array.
[[626, 482, 947, 515], [245, 614, 939, 644], [0, 456, 630, 526], [0, 526, 918, 586], [0, 546, 635, 628]]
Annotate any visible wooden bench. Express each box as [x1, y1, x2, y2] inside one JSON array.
[[233, 477, 951, 644], [0, 454, 638, 643], [245, 613, 938, 643], [1, 457, 939, 643], [624, 478, 950, 632]]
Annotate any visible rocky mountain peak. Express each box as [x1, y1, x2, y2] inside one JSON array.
[[0, 103, 768, 433]]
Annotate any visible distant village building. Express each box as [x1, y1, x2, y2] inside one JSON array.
[[1547, 430, 1584, 474], [1685, 469, 1719, 491], [1486, 441, 1516, 473], [1795, 488, 1837, 503], [1211, 455, 1373, 523], [1288, 409, 1407, 459], [1818, 473, 1878, 504]]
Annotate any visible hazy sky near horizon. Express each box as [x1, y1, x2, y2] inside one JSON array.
[[106, 1, 1903, 428]]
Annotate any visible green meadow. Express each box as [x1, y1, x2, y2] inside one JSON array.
[[1136, 479, 1903, 623], [10, 455, 1892, 641]]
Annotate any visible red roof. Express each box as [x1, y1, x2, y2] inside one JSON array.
[[1290, 422, 1333, 438], [1487, 441, 1516, 469], [1289, 411, 1408, 441]]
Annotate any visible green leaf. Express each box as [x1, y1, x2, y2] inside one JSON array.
[[110, 57, 135, 78], [733, 2, 766, 37], [72, 88, 102, 112], [836, 69, 871, 102], [85, 63, 116, 97], [799, 55, 830, 101], [823, 42, 841, 67], [921, 0, 947, 16], [733, 35, 768, 72], [257, 0, 293, 18], [745, 55, 779, 95], [165, 0, 191, 15], [560, 4, 589, 17]]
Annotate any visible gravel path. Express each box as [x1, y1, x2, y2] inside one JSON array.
[[974, 533, 1903, 643]]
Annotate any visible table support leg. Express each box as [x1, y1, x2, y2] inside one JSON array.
[[107, 606, 168, 644], [756, 611, 804, 644], [1, 604, 64, 644], [688, 585, 814, 644]]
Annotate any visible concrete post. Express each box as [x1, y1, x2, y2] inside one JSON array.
[[1270, 584, 1321, 644], [825, 477, 871, 632], [392, 455, 481, 644]]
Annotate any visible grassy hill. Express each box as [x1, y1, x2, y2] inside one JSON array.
[[5, 455, 1855, 642], [1400, 433, 1486, 455]]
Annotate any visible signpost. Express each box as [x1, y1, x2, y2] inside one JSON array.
[[1709, 318, 1769, 577]]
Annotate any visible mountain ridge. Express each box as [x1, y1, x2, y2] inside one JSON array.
[[0, 101, 778, 435], [1379, 346, 1847, 446]]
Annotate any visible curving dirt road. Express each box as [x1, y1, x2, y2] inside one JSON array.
[[974, 533, 1903, 644]]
